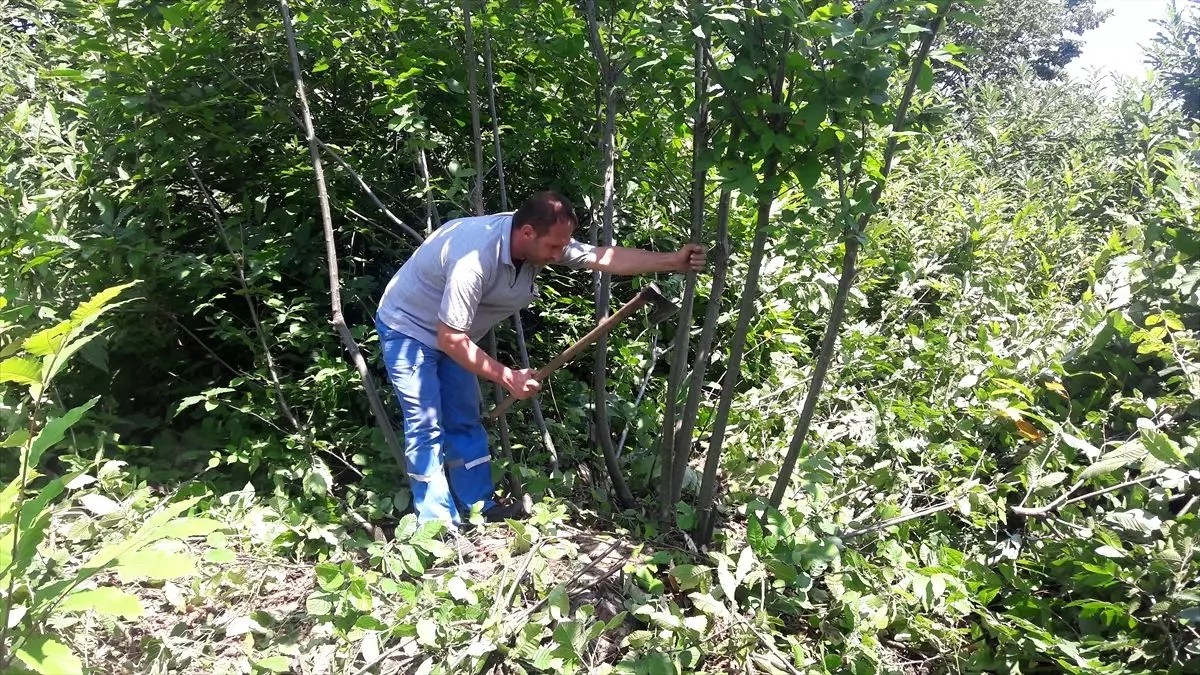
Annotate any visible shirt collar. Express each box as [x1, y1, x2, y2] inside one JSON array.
[[499, 212, 515, 269]]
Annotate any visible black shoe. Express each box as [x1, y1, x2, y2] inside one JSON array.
[[483, 494, 532, 523]]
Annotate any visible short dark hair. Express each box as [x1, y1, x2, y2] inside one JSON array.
[[513, 191, 578, 235]]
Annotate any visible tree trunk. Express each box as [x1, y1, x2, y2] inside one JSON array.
[[768, 2, 952, 508], [657, 35, 710, 519], [695, 152, 779, 543], [584, 0, 634, 509], [278, 0, 403, 467], [462, 0, 520, 497], [483, 23, 560, 473], [416, 146, 439, 234], [687, 183, 734, 541]]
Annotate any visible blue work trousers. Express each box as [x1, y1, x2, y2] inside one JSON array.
[[376, 318, 494, 526]]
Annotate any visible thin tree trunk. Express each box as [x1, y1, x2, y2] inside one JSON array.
[[483, 23, 560, 472], [618, 333, 659, 456], [462, 0, 519, 496], [768, 2, 952, 508], [695, 152, 778, 543], [279, 0, 403, 468], [659, 35, 710, 516], [463, 0, 485, 216], [688, 183, 734, 540], [584, 0, 634, 508], [417, 146, 439, 234], [185, 160, 302, 435]]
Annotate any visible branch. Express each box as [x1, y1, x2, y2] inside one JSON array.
[[844, 470, 1174, 538], [768, 1, 954, 510], [220, 60, 425, 245], [1012, 472, 1172, 518], [618, 334, 659, 456], [483, 22, 560, 472], [279, 0, 406, 470], [184, 158, 302, 434]]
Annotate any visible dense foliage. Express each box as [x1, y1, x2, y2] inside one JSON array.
[[1, 0, 1197, 673]]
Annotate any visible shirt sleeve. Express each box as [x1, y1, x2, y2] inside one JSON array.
[[553, 238, 598, 270], [439, 262, 486, 333]]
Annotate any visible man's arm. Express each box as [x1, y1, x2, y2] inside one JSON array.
[[585, 244, 706, 276], [436, 322, 540, 400]]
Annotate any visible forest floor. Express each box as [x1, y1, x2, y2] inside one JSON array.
[[59, 496, 674, 675]]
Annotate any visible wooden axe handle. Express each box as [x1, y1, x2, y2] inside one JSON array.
[[487, 286, 658, 420]]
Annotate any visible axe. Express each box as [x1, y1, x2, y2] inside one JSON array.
[[486, 283, 679, 420]]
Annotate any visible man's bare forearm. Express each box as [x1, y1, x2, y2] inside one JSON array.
[[589, 246, 679, 275], [437, 323, 511, 385]]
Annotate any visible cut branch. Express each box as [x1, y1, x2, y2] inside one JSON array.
[[278, 0, 404, 469]]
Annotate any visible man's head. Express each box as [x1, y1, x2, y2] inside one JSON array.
[[511, 191, 578, 265]]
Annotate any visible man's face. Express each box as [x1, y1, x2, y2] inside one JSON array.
[[521, 221, 572, 265]]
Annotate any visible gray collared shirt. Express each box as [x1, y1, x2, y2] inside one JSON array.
[[377, 212, 596, 348]]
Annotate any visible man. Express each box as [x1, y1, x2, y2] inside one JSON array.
[[375, 191, 705, 527]]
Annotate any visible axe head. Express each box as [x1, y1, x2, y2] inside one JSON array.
[[641, 283, 679, 324]]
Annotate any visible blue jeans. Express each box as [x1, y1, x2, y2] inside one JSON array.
[[376, 317, 495, 526]]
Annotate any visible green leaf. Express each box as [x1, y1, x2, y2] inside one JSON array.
[[23, 321, 72, 357], [15, 635, 82, 675], [416, 617, 438, 646], [1095, 545, 1124, 558], [154, 517, 223, 539], [1062, 433, 1101, 460], [670, 565, 711, 592], [57, 587, 144, 618], [159, 4, 187, 28], [917, 62, 933, 92], [735, 547, 756, 582], [1, 356, 42, 387], [746, 516, 765, 552], [44, 329, 108, 384], [688, 592, 729, 617], [254, 655, 292, 673], [315, 562, 344, 591], [303, 459, 333, 495], [305, 594, 333, 615], [27, 397, 98, 468], [70, 282, 138, 327], [1036, 471, 1068, 489], [44, 69, 84, 79], [113, 549, 196, 582], [548, 585, 569, 621], [0, 474, 28, 522], [1, 428, 29, 448], [1142, 431, 1185, 466], [205, 548, 236, 563], [1079, 441, 1146, 481]]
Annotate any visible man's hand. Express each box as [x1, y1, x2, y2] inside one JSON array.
[[502, 367, 542, 400], [674, 243, 707, 273]]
